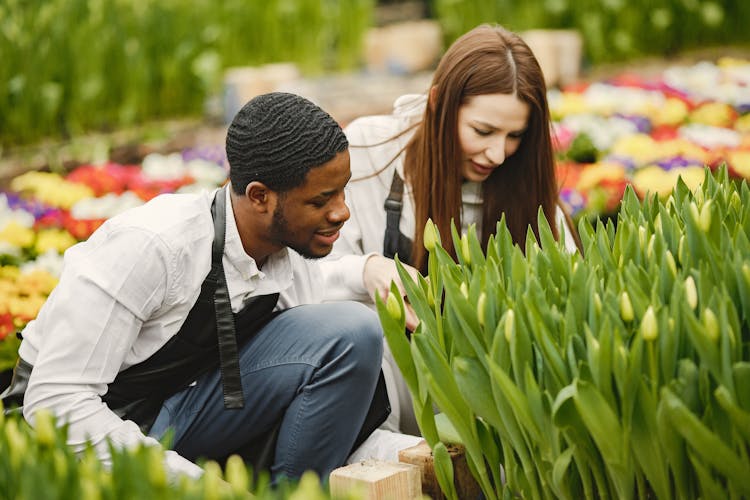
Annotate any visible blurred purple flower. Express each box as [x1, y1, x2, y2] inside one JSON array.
[[182, 146, 226, 166], [656, 156, 703, 171], [614, 113, 651, 133], [602, 154, 637, 171], [2, 191, 57, 219], [560, 188, 586, 216]]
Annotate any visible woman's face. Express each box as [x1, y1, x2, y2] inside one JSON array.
[[456, 93, 530, 182]]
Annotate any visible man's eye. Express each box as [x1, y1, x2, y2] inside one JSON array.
[[311, 199, 327, 208]]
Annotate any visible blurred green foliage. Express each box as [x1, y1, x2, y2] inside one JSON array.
[[0, 0, 374, 146], [433, 0, 750, 65]]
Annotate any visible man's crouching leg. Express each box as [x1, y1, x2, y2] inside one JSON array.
[[149, 301, 382, 482]]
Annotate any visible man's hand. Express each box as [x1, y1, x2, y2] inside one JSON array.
[[363, 254, 420, 331]]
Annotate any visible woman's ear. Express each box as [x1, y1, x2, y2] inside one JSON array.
[[428, 85, 438, 112]]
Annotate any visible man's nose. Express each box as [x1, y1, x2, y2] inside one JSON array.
[[328, 194, 350, 223]]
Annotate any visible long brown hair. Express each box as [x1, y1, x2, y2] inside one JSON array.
[[406, 24, 562, 272]]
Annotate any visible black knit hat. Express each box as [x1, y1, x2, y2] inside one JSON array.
[[226, 92, 348, 194]]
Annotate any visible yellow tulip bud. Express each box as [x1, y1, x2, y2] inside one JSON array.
[[147, 446, 167, 489], [289, 471, 326, 500], [653, 213, 663, 234], [52, 449, 68, 479], [638, 226, 648, 250], [460, 281, 469, 299], [685, 276, 698, 310], [4, 420, 27, 468], [224, 454, 249, 494], [460, 234, 471, 266], [202, 461, 223, 500], [647, 234, 655, 259], [665, 250, 677, 277], [620, 292, 634, 322], [703, 308, 719, 342], [477, 292, 487, 327], [689, 201, 701, 228], [423, 218, 438, 252], [593, 293, 602, 315], [385, 291, 402, 321], [730, 191, 741, 211], [34, 408, 56, 448], [504, 310, 515, 343], [743, 262, 750, 282], [641, 306, 658, 341]]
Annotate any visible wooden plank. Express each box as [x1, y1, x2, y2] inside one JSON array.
[[330, 459, 423, 500], [398, 441, 482, 500]]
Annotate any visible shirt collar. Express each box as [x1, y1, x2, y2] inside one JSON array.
[[222, 186, 293, 284]]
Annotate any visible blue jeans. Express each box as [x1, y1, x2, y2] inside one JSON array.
[[148, 301, 382, 480]]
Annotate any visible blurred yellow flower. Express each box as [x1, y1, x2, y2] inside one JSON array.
[[10, 171, 94, 210], [734, 114, 750, 134], [551, 92, 587, 120], [34, 229, 77, 255], [8, 295, 46, 323], [651, 98, 688, 127], [576, 162, 627, 191], [658, 139, 710, 163], [689, 102, 735, 128], [16, 270, 58, 296], [611, 133, 660, 164], [0, 222, 35, 249], [632, 165, 705, 199]]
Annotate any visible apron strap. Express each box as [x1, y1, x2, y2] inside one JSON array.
[[210, 189, 245, 409], [383, 172, 404, 260]]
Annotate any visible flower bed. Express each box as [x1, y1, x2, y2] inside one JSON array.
[[0, 149, 228, 372], [553, 57, 750, 219]]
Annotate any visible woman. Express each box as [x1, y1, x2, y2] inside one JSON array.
[[321, 24, 580, 434]]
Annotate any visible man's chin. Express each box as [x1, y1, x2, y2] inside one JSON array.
[[289, 244, 332, 260]]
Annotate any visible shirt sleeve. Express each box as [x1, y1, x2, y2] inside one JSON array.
[[22, 224, 197, 477], [555, 205, 579, 253]]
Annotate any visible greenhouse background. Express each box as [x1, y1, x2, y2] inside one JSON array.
[[1, 0, 749, 498]]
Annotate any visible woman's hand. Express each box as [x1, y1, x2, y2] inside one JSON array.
[[363, 254, 420, 331]]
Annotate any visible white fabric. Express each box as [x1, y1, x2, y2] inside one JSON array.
[[347, 429, 424, 464], [19, 186, 324, 479], [320, 94, 579, 433]]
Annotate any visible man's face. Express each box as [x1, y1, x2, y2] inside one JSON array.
[[269, 150, 351, 259]]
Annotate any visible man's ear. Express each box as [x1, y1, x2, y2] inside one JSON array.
[[245, 181, 273, 213]]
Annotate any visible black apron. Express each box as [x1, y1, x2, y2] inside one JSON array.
[[2, 189, 390, 469]]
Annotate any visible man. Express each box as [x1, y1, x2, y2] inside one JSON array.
[[3, 93, 391, 481]]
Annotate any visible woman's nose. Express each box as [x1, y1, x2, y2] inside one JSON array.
[[485, 137, 506, 165]]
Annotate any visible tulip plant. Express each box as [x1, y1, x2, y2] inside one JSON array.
[[0, 406, 342, 500], [377, 166, 750, 499]]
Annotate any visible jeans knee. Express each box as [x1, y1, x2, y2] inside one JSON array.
[[331, 301, 383, 374]]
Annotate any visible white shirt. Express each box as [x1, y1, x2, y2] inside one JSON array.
[[320, 94, 577, 301], [19, 186, 324, 479]]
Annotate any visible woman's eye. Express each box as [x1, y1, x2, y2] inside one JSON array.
[[473, 127, 492, 136], [509, 132, 524, 139]]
